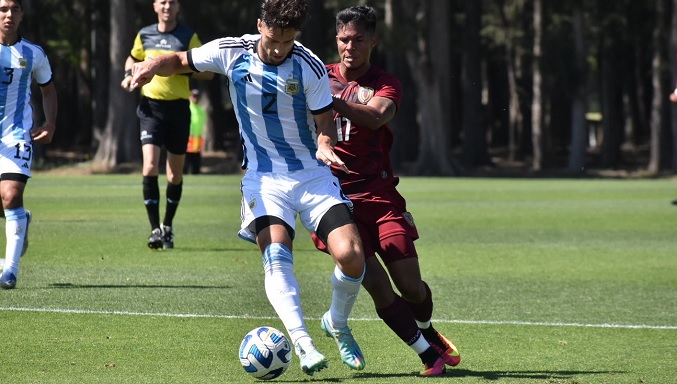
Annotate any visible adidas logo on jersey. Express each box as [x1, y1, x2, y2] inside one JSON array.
[[243, 74, 253, 83]]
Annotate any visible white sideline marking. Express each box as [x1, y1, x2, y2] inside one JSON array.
[[1, 306, 676, 330]]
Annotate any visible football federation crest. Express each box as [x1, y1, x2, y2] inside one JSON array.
[[285, 78, 300, 95], [357, 87, 375, 104], [403, 212, 416, 228], [248, 195, 257, 210], [18, 57, 27, 69]]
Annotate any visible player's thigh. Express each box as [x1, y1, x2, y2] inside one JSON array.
[[240, 171, 298, 237]]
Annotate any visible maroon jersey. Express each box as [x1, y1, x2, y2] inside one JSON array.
[[326, 63, 402, 196]]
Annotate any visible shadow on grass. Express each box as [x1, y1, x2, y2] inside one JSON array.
[[48, 283, 232, 289], [353, 368, 624, 380]]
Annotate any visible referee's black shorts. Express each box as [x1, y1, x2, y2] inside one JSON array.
[[137, 96, 190, 155]]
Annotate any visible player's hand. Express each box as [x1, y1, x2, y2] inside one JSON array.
[[31, 122, 56, 144], [130, 62, 155, 90], [670, 92, 677, 103], [120, 76, 134, 92], [317, 145, 349, 173]]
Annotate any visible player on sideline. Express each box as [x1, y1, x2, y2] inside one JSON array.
[[0, 0, 58, 289], [310, 5, 461, 376], [121, 0, 212, 250], [130, 0, 366, 376]]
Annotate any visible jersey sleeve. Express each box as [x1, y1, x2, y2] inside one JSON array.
[[130, 34, 144, 61], [188, 33, 203, 50], [302, 57, 333, 113], [189, 38, 232, 76], [33, 50, 53, 86], [374, 73, 402, 110]]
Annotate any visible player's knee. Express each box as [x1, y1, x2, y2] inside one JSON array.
[[398, 281, 427, 303]]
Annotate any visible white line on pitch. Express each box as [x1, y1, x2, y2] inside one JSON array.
[[1, 306, 675, 330]]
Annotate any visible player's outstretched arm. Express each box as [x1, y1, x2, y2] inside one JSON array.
[[130, 51, 191, 90]]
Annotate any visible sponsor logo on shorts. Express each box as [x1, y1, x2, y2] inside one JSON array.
[[21, 163, 29, 169], [141, 130, 152, 141]]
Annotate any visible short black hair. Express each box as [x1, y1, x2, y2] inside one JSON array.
[[336, 5, 377, 34], [260, 0, 309, 31]]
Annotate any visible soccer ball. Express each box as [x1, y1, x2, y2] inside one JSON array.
[[238, 326, 293, 380]]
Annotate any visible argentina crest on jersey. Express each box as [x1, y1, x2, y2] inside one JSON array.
[[285, 74, 300, 95]]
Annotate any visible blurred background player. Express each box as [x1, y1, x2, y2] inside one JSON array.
[[0, 0, 58, 289], [120, 0, 213, 249], [311, 5, 461, 376], [185, 89, 206, 175]]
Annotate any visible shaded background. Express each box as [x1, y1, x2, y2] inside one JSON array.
[[18, 0, 677, 176]]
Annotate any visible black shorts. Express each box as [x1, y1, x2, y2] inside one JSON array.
[[137, 97, 190, 155]]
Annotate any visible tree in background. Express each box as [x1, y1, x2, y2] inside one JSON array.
[[92, 0, 139, 170], [14, 0, 677, 175]]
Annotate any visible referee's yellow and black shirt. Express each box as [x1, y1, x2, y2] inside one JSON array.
[[131, 23, 203, 101]]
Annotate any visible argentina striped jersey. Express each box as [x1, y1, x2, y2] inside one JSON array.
[[188, 34, 333, 173], [0, 38, 52, 144]]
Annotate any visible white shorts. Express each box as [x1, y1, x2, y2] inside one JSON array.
[[0, 141, 33, 177], [238, 167, 352, 243]]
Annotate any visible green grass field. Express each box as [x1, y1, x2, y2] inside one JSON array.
[[0, 174, 675, 384]]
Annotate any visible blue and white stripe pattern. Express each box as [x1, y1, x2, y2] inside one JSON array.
[[189, 34, 333, 173], [0, 38, 52, 144]]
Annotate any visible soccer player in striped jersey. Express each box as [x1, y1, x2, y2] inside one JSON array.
[[0, 0, 57, 289], [130, 0, 366, 376], [310, 5, 462, 376]]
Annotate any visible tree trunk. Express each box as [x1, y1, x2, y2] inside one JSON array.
[[497, 0, 523, 162], [92, 0, 140, 170], [670, 0, 677, 172], [648, 0, 666, 174], [567, 1, 588, 174], [91, 0, 109, 153], [531, 0, 543, 171], [400, 0, 457, 175], [384, 0, 420, 171], [462, 0, 490, 169]]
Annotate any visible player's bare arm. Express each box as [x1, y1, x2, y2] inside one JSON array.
[[332, 95, 396, 130], [130, 51, 192, 90], [32, 82, 57, 144], [314, 110, 349, 173]]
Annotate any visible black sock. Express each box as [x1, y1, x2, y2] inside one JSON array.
[[419, 346, 440, 365], [163, 181, 182, 227], [142, 176, 160, 229]]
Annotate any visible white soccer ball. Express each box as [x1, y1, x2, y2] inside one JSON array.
[[238, 326, 293, 380]]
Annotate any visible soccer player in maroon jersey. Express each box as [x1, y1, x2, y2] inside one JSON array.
[[311, 5, 461, 376]]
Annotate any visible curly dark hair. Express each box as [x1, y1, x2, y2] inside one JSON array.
[[260, 0, 309, 31], [336, 5, 377, 34]]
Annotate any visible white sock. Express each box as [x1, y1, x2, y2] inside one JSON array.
[[3, 208, 27, 275], [263, 243, 310, 346], [410, 333, 431, 354], [329, 265, 364, 329], [416, 320, 432, 329]]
